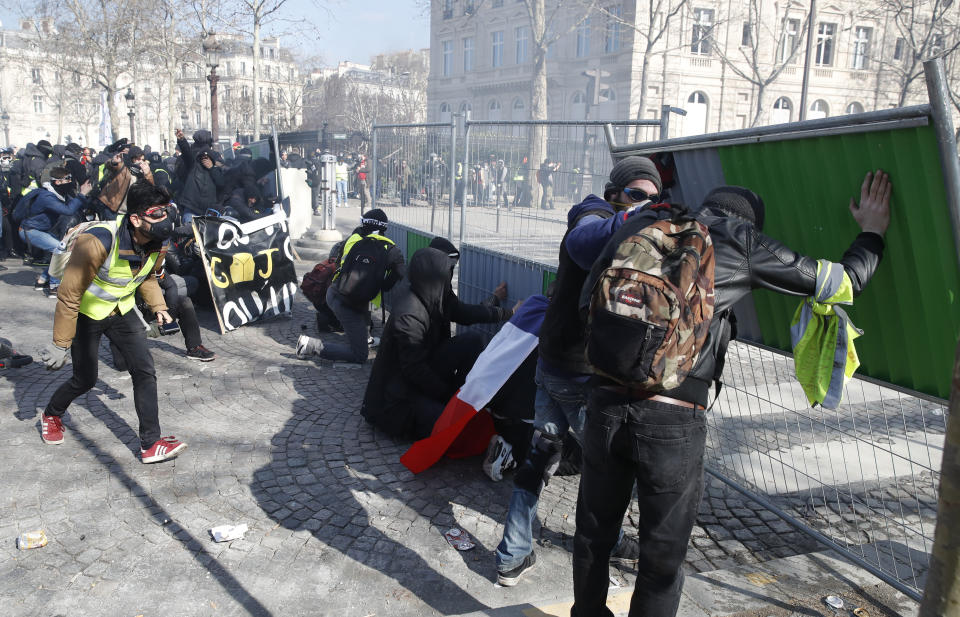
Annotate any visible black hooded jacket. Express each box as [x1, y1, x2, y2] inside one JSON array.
[[9, 143, 48, 195], [176, 132, 226, 215], [361, 247, 508, 437]]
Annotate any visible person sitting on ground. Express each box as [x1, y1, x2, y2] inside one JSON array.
[[296, 209, 406, 366], [19, 166, 92, 297], [360, 237, 514, 440]]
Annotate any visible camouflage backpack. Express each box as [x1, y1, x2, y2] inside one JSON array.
[[585, 206, 716, 391]]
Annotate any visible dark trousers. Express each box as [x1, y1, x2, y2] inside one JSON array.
[[319, 287, 371, 364], [46, 310, 161, 449], [166, 285, 203, 350], [410, 331, 487, 439], [571, 390, 707, 617]]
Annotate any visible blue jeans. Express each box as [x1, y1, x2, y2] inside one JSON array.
[[336, 180, 347, 205], [496, 364, 589, 572], [20, 227, 61, 286]]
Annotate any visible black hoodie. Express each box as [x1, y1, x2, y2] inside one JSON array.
[[360, 247, 508, 438]]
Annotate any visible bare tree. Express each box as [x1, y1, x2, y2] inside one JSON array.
[[918, 339, 960, 617], [520, 0, 596, 206], [712, 0, 809, 126], [24, 0, 148, 139], [871, 0, 960, 107], [596, 0, 688, 139]]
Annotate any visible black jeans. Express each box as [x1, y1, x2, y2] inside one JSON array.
[[46, 310, 161, 449], [164, 278, 203, 350], [572, 389, 707, 617]]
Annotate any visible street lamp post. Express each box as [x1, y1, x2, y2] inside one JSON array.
[[125, 88, 136, 143], [1, 111, 9, 147], [203, 32, 222, 144]]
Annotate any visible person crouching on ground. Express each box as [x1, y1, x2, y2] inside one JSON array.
[[38, 181, 187, 464]]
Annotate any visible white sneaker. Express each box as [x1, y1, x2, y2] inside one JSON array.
[[296, 334, 323, 359], [482, 435, 514, 482]]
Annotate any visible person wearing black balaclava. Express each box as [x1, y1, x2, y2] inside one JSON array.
[[296, 208, 406, 366], [36, 180, 188, 465], [174, 128, 225, 224], [19, 166, 93, 296]]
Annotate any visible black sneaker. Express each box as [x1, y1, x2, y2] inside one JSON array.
[[45, 286, 59, 299], [187, 345, 216, 362], [610, 536, 640, 566], [33, 279, 47, 291], [497, 552, 536, 587]]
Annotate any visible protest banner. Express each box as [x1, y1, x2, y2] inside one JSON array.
[[192, 210, 299, 333]]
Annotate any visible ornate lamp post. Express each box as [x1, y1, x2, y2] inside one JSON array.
[[203, 32, 222, 143], [1, 111, 9, 147], [125, 88, 136, 143]]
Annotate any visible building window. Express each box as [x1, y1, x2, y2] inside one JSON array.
[[683, 91, 708, 136], [779, 17, 800, 63], [605, 5, 621, 53], [178, 87, 185, 103], [576, 18, 591, 57], [193, 86, 200, 100], [442, 40, 454, 76], [195, 110, 202, 126], [488, 99, 501, 121], [264, 65, 271, 79], [741, 22, 752, 47], [846, 102, 865, 114], [31, 68, 41, 84], [268, 88, 274, 103], [289, 68, 294, 80], [269, 48, 275, 59], [464, 0, 475, 15], [460, 101, 471, 114], [439, 102, 452, 122], [815, 22, 836, 66], [224, 85, 232, 100], [852, 26, 871, 70], [516, 26, 530, 63], [511, 97, 525, 121], [809, 99, 829, 119], [241, 62, 247, 75], [492, 31, 504, 67], [241, 86, 249, 99], [772, 96, 792, 123], [894, 37, 905, 61], [464, 37, 474, 72], [33, 94, 43, 113], [443, 0, 453, 19], [691, 8, 714, 55]]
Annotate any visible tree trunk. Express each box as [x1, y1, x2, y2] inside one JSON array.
[[106, 86, 120, 143], [252, 17, 261, 140], [527, 0, 547, 209], [918, 339, 960, 617], [633, 47, 651, 142], [752, 83, 765, 127]]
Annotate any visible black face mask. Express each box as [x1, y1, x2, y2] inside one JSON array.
[[144, 217, 174, 241], [53, 181, 76, 198]]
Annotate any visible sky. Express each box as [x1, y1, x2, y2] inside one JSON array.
[[0, 0, 431, 68]]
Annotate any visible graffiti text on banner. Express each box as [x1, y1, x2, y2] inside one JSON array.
[[194, 211, 299, 333]]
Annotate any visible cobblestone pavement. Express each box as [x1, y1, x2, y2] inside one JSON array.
[[0, 255, 926, 616]]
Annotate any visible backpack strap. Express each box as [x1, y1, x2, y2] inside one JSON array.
[[707, 309, 738, 410]]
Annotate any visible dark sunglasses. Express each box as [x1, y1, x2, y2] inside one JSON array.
[[622, 187, 659, 203]]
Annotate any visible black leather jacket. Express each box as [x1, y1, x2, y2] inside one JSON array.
[[583, 205, 885, 406]]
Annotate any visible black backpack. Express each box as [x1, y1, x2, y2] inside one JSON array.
[[335, 235, 394, 307], [11, 189, 41, 227]]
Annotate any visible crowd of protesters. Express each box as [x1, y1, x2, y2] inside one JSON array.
[[1, 126, 893, 615]]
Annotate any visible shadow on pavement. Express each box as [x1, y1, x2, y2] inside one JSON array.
[[249, 362, 505, 615]]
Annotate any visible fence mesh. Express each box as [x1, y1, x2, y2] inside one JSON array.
[[707, 341, 945, 597], [372, 121, 660, 264]]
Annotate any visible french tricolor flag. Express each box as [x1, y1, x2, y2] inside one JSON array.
[[400, 294, 550, 473]]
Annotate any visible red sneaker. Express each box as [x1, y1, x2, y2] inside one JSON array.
[[41, 414, 64, 444], [140, 436, 187, 464]]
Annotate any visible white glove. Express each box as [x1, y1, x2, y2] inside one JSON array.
[[40, 345, 70, 371]]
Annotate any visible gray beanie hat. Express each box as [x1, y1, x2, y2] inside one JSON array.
[[604, 156, 663, 201]]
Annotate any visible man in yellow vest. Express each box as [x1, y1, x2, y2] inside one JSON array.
[[38, 181, 187, 464]]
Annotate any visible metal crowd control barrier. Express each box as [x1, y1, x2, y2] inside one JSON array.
[[373, 59, 959, 602]]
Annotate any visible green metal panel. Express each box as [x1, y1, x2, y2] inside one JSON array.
[[406, 231, 433, 259], [542, 270, 557, 295], [717, 123, 960, 399]]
